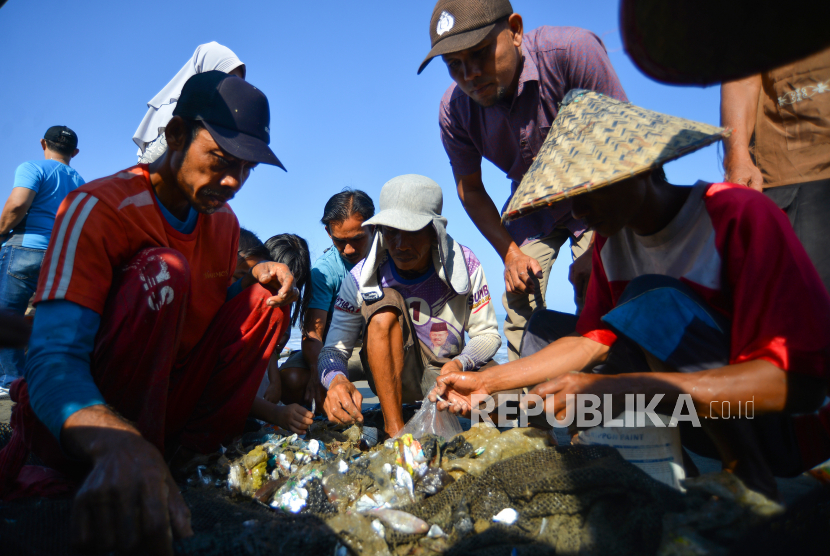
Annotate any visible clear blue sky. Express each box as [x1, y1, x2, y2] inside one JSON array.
[[0, 0, 722, 315]]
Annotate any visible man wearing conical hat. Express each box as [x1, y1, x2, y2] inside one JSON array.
[[418, 0, 628, 363], [318, 175, 503, 438], [432, 91, 830, 498]]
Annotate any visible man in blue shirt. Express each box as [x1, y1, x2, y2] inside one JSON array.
[[266, 189, 375, 411], [0, 126, 84, 395]]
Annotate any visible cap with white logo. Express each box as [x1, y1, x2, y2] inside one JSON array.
[[418, 0, 513, 74]]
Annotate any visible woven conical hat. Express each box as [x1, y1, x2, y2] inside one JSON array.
[[502, 91, 728, 223]]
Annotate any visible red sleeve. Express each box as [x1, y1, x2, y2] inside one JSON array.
[[705, 183, 830, 380], [576, 235, 618, 346], [35, 190, 131, 314]]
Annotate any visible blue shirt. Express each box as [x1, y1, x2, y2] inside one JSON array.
[[11, 160, 85, 249], [309, 247, 355, 316]]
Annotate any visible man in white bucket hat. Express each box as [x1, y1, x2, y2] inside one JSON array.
[[318, 174, 502, 438]]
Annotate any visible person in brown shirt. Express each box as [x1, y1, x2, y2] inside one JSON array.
[[720, 46, 830, 292]]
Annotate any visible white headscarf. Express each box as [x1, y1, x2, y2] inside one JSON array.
[[132, 41, 244, 154]]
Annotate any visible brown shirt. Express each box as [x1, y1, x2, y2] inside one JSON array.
[[754, 46, 830, 188]]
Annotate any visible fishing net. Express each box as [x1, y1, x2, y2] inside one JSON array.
[[2, 421, 827, 556], [380, 445, 686, 556]]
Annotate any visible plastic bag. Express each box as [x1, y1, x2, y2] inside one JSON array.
[[395, 397, 462, 440]]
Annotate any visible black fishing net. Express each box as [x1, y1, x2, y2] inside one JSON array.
[[381, 445, 686, 556], [2, 424, 827, 556]]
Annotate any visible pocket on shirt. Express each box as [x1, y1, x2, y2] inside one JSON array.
[[7, 246, 46, 282], [772, 68, 830, 151]]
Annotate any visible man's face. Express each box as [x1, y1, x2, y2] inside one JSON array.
[[430, 329, 448, 347], [173, 128, 258, 215], [570, 177, 648, 237], [382, 225, 433, 272], [327, 215, 373, 266], [441, 16, 523, 108]]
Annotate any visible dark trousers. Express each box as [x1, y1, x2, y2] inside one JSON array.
[[765, 178, 830, 295], [521, 275, 806, 482]]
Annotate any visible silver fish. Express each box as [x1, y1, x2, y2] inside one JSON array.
[[368, 509, 429, 534]]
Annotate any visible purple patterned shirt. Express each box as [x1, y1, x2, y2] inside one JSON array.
[[439, 26, 628, 246]]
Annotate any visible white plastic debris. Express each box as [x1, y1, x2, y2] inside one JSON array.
[[371, 519, 386, 538], [395, 465, 415, 500], [355, 494, 383, 513], [493, 508, 519, 525], [308, 439, 320, 456], [338, 460, 349, 473], [228, 465, 243, 490], [272, 487, 308, 513], [427, 524, 446, 538]]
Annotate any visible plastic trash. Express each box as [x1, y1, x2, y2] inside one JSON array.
[[427, 524, 446, 538], [575, 410, 686, 490], [493, 508, 518, 525], [414, 466, 454, 497], [396, 396, 462, 441], [371, 519, 386, 538]]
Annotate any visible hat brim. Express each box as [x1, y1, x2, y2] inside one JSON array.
[[201, 121, 286, 171], [363, 209, 434, 232], [417, 23, 496, 75], [620, 0, 830, 85]]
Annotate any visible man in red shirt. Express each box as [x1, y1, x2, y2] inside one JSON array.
[[0, 72, 296, 555], [432, 92, 830, 499]]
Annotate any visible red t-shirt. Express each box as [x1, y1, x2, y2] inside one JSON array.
[[35, 164, 240, 360], [577, 182, 830, 380]]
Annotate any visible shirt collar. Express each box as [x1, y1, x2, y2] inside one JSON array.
[[517, 49, 540, 95]]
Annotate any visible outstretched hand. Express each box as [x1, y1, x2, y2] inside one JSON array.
[[250, 261, 298, 307]]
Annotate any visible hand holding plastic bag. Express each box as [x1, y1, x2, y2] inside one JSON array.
[[395, 391, 462, 441]]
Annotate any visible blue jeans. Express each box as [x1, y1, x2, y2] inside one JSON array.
[[0, 237, 45, 387]]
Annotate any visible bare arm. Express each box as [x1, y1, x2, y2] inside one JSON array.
[[300, 308, 329, 411], [0, 187, 37, 236], [537, 359, 826, 421], [61, 405, 192, 555], [721, 75, 764, 191], [431, 332, 610, 414], [455, 171, 542, 294], [302, 308, 328, 372]]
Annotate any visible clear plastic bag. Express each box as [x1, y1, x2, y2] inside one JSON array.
[[395, 396, 462, 441]]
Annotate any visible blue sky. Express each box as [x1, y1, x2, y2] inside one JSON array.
[[0, 0, 722, 315]]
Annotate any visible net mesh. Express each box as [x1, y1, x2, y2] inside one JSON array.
[[2, 425, 827, 556]]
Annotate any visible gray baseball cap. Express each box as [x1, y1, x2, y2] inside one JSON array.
[[361, 174, 471, 296]]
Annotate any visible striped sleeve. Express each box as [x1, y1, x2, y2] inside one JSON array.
[[35, 191, 129, 314]]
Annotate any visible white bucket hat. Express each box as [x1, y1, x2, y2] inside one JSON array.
[[360, 174, 471, 300]]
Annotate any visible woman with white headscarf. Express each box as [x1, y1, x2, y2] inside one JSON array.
[[132, 41, 246, 163]]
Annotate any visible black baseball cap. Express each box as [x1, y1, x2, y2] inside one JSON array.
[[43, 126, 78, 150], [173, 71, 285, 170], [418, 0, 513, 74]]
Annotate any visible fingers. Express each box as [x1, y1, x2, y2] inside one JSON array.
[[139, 477, 175, 556], [166, 476, 193, 539], [349, 388, 364, 423], [70, 491, 93, 550]]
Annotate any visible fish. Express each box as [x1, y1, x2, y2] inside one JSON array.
[[367, 509, 429, 534]]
